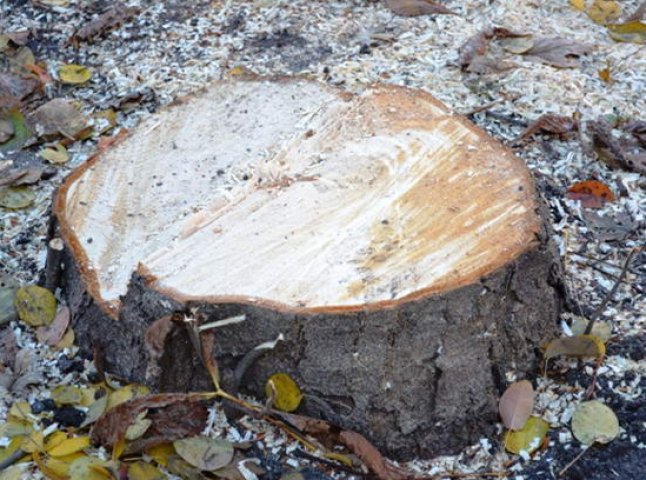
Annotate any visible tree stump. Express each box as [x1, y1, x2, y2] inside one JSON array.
[[51, 78, 564, 460]]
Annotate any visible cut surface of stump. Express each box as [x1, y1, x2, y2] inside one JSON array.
[[52, 78, 563, 460]]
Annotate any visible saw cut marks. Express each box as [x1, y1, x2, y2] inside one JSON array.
[[56, 79, 540, 314]]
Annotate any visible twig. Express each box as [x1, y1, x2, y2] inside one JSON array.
[[463, 94, 519, 116], [0, 449, 25, 471], [484, 110, 528, 128], [292, 449, 371, 477], [558, 446, 589, 477], [584, 247, 640, 335]]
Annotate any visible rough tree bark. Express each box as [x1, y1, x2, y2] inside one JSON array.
[[49, 77, 564, 460]]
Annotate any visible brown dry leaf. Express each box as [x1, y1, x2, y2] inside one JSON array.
[[28, 98, 89, 140], [458, 27, 526, 71], [0, 72, 40, 100], [144, 315, 174, 360], [517, 113, 578, 140], [466, 56, 517, 74], [499, 380, 534, 431], [384, 0, 456, 16], [0, 166, 44, 188], [0, 326, 18, 369], [587, 119, 646, 174], [587, 0, 622, 24], [280, 412, 407, 480], [91, 393, 209, 449], [68, 5, 140, 46], [523, 37, 592, 68], [598, 66, 612, 83], [567, 180, 616, 208], [36, 306, 70, 346]]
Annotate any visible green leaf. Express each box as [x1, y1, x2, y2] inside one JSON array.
[[571, 400, 619, 445], [504, 416, 549, 454], [0, 109, 32, 153], [40, 143, 69, 164], [607, 21, 646, 44], [0, 275, 19, 325], [0, 186, 35, 209], [14, 285, 57, 327], [265, 373, 303, 412], [173, 436, 234, 471]]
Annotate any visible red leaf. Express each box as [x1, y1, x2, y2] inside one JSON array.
[[499, 380, 534, 431], [567, 180, 616, 208]]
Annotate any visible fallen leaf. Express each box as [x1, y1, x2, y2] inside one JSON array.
[[14, 285, 57, 327], [9, 46, 35, 76], [567, 180, 616, 208], [339, 430, 409, 480], [34, 450, 84, 479], [128, 461, 166, 480], [55, 327, 75, 349], [570, 318, 612, 341], [606, 20, 646, 44], [571, 400, 619, 445], [500, 36, 535, 54], [28, 98, 89, 140], [499, 380, 534, 431], [625, 120, 646, 146], [173, 436, 234, 471], [504, 417, 549, 454], [0, 186, 35, 210], [68, 5, 140, 46], [0, 326, 18, 368], [91, 393, 208, 448], [40, 143, 69, 164], [146, 443, 175, 467], [20, 429, 44, 453], [570, 0, 586, 11], [67, 456, 111, 480], [523, 37, 592, 68], [0, 275, 19, 325], [517, 113, 578, 140], [265, 373, 303, 412], [48, 436, 91, 457], [0, 166, 44, 188], [166, 455, 204, 480], [598, 66, 612, 82], [125, 410, 152, 440], [458, 27, 526, 71], [0, 72, 40, 100], [0, 465, 24, 480], [587, 119, 646, 174], [544, 335, 606, 368], [0, 109, 32, 153], [58, 64, 92, 85], [37, 306, 70, 345], [80, 395, 108, 429], [587, 0, 622, 24], [384, 0, 456, 16], [106, 383, 150, 411], [51, 385, 83, 405]]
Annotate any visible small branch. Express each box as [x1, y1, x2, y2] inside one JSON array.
[[584, 247, 640, 335], [559, 446, 589, 477], [292, 448, 371, 477], [0, 449, 26, 471]]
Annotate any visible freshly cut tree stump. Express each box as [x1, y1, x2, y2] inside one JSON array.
[[51, 78, 564, 460]]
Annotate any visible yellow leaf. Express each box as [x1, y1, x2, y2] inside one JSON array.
[[55, 327, 75, 349], [125, 411, 152, 440], [20, 429, 44, 453], [570, 0, 586, 11], [228, 66, 249, 76], [39, 143, 69, 164], [8, 402, 32, 422], [0, 465, 24, 480], [34, 451, 84, 479], [2, 420, 32, 438], [128, 461, 166, 480], [59, 64, 92, 85], [44, 431, 68, 451], [51, 385, 83, 405], [106, 384, 150, 411], [587, 0, 621, 24], [146, 443, 174, 467], [264, 373, 303, 412], [504, 417, 549, 454], [112, 435, 126, 461], [80, 387, 99, 407], [68, 456, 111, 480], [606, 21, 646, 44], [14, 285, 57, 327], [48, 436, 91, 457]]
